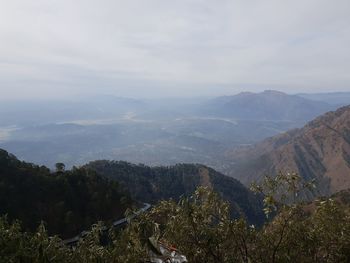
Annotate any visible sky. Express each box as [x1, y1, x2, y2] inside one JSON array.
[[0, 0, 349, 100]]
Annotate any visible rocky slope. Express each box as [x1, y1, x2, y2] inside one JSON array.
[[225, 105, 350, 195]]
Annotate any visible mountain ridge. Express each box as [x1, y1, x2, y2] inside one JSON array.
[[84, 160, 265, 225], [200, 90, 334, 122], [225, 105, 350, 195]]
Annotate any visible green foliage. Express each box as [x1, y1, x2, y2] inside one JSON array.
[[1, 150, 350, 262], [248, 172, 350, 262], [141, 187, 255, 263], [55, 163, 65, 173], [0, 217, 69, 263], [0, 149, 133, 238], [250, 171, 316, 216], [0, 216, 149, 263], [1, 184, 350, 262]]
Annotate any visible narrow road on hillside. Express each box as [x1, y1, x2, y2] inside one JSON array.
[[64, 203, 151, 246]]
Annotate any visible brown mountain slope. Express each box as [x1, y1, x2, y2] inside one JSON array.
[[224, 105, 350, 195]]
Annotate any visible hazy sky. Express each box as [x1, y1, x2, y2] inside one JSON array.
[[0, 0, 349, 99]]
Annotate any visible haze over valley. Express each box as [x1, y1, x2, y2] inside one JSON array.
[[2, 1, 350, 261], [0, 90, 346, 172]]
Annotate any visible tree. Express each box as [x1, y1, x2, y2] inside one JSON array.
[[55, 163, 65, 173], [1, 174, 350, 262]]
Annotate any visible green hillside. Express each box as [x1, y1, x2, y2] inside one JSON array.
[[85, 160, 265, 225], [0, 149, 133, 238]]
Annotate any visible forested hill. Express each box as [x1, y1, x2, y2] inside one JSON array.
[[0, 149, 133, 238], [85, 161, 264, 225]]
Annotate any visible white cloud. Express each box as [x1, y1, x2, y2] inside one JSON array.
[[0, 0, 349, 99]]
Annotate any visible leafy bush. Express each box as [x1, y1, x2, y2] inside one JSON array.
[[1, 173, 350, 262]]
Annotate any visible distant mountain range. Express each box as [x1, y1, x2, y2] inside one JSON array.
[[199, 90, 335, 122], [225, 105, 350, 196], [1, 90, 349, 179], [297, 92, 350, 106], [0, 96, 147, 126]]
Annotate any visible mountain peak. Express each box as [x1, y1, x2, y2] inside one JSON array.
[[201, 90, 333, 122], [262, 90, 287, 96]]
